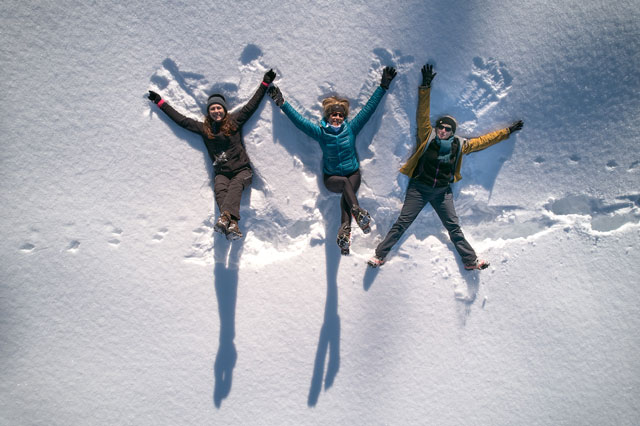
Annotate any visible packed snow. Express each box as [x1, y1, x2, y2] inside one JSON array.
[[1, 0, 639, 424]]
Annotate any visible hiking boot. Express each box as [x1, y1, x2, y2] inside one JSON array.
[[367, 255, 385, 268], [351, 206, 371, 234], [226, 219, 243, 241], [214, 211, 231, 235], [336, 223, 351, 255], [464, 259, 490, 270]]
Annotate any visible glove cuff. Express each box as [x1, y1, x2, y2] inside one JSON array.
[[262, 81, 270, 87], [157, 99, 165, 107]]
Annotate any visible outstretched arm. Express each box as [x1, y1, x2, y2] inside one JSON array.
[[234, 69, 276, 125], [269, 86, 323, 140], [349, 66, 396, 134], [271, 87, 322, 141], [148, 90, 203, 134], [416, 64, 436, 145], [461, 120, 523, 154]]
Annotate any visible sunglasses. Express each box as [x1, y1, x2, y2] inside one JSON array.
[[330, 112, 344, 118], [436, 124, 452, 132]]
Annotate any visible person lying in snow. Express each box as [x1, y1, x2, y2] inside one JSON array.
[[147, 69, 276, 241], [267, 66, 397, 255], [367, 64, 524, 270]]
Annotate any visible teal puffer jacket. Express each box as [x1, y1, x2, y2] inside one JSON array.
[[280, 86, 386, 176]]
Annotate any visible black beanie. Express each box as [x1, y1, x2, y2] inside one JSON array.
[[207, 94, 227, 112], [435, 115, 457, 134]]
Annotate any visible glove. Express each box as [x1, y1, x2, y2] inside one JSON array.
[[421, 64, 436, 87], [263, 68, 276, 85], [509, 120, 524, 134], [380, 66, 397, 90], [148, 90, 162, 104], [268, 85, 284, 107]]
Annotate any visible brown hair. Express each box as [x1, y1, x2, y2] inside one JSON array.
[[322, 96, 350, 119], [203, 114, 238, 138]]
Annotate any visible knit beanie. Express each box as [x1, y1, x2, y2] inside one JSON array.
[[435, 115, 457, 134], [207, 94, 228, 113]]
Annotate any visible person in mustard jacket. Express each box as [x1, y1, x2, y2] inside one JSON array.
[[367, 64, 523, 269]]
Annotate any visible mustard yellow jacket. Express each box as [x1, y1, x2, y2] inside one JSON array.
[[399, 86, 511, 182]]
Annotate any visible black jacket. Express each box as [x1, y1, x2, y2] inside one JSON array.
[[159, 83, 267, 174]]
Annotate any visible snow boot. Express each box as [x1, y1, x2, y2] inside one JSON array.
[[464, 259, 489, 270], [367, 255, 385, 268], [214, 211, 231, 235], [351, 206, 371, 234], [336, 223, 351, 255], [226, 219, 243, 241]]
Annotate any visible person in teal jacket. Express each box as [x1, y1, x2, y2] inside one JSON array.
[[268, 66, 397, 254]]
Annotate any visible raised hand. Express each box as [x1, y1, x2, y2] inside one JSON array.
[[268, 85, 284, 107], [147, 90, 162, 104], [263, 69, 276, 84], [421, 64, 436, 87], [509, 120, 524, 134], [380, 66, 397, 90]]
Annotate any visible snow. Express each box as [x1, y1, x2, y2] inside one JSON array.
[[1, 0, 639, 424]]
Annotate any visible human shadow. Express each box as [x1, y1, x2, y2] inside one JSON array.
[[212, 232, 244, 408], [307, 196, 342, 407], [211, 168, 257, 408]]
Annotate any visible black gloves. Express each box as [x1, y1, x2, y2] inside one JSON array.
[[263, 69, 276, 85], [148, 90, 162, 104], [421, 64, 436, 87], [268, 85, 284, 107], [380, 66, 397, 90], [509, 120, 524, 134]]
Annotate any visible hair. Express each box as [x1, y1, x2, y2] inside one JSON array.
[[322, 96, 350, 118], [203, 113, 237, 138]]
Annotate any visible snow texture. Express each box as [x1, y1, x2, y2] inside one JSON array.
[[1, 0, 639, 424]]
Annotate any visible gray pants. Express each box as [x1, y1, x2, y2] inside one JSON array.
[[375, 179, 477, 264]]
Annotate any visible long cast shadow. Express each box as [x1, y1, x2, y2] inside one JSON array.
[[307, 198, 342, 407], [212, 233, 244, 408]]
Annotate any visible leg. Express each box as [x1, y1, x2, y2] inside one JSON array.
[[213, 173, 231, 213], [219, 168, 253, 220], [430, 186, 477, 264], [375, 180, 430, 259], [324, 171, 361, 225]]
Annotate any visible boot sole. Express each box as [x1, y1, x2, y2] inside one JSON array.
[[226, 232, 243, 241]]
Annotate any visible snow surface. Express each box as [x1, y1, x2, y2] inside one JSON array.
[[2, 0, 640, 424]]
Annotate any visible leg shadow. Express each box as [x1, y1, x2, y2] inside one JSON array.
[[454, 259, 480, 327], [212, 233, 244, 408], [307, 200, 342, 407], [363, 266, 381, 291]]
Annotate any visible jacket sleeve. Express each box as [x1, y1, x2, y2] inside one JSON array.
[[461, 128, 510, 155], [416, 86, 432, 147], [349, 86, 386, 135], [233, 82, 268, 126], [159, 102, 204, 134], [281, 102, 323, 141]]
